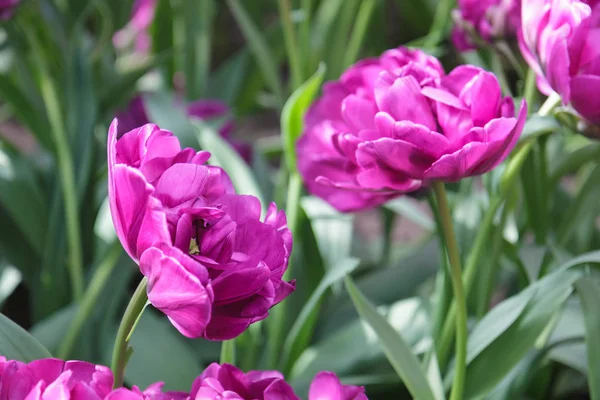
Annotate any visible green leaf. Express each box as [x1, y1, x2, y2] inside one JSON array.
[[301, 196, 353, 269], [193, 120, 265, 205], [425, 352, 446, 400], [575, 277, 600, 399], [182, 0, 214, 99], [518, 114, 559, 143], [0, 313, 52, 361], [0, 262, 21, 308], [226, 0, 283, 105], [0, 147, 48, 256], [462, 268, 582, 398], [0, 77, 51, 149], [151, 0, 175, 83], [30, 305, 77, 353], [342, 0, 377, 68], [344, 276, 437, 400], [385, 197, 435, 232], [281, 64, 326, 173], [282, 258, 360, 372], [220, 340, 236, 365], [119, 311, 203, 391]]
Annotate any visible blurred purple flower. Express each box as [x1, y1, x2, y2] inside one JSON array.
[[188, 364, 366, 400], [115, 96, 251, 162], [0, 357, 114, 399], [520, 0, 600, 124], [0, 0, 19, 19], [113, 0, 156, 53], [108, 121, 294, 339], [451, 0, 521, 50], [296, 47, 526, 212]]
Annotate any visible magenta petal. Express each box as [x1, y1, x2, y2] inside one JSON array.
[[308, 372, 343, 400], [356, 137, 436, 179], [570, 74, 600, 124], [468, 71, 503, 126], [109, 164, 155, 261], [211, 261, 271, 304], [374, 73, 437, 130], [140, 246, 213, 338], [545, 32, 572, 102], [203, 315, 252, 340], [154, 164, 214, 207], [341, 95, 377, 131]]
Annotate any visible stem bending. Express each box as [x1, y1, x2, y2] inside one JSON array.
[[111, 277, 149, 388]]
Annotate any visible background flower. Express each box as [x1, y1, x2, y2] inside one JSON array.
[[451, 0, 521, 50], [297, 47, 525, 212], [520, 0, 600, 124], [108, 121, 294, 339], [0, 357, 113, 399]]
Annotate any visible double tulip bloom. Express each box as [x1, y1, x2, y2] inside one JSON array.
[[0, 357, 366, 400], [520, 0, 600, 125], [108, 121, 294, 339], [296, 47, 526, 212], [452, 0, 522, 50]]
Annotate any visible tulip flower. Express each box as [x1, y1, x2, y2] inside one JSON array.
[[0, 357, 114, 399], [189, 364, 366, 400], [296, 47, 526, 212], [113, 0, 156, 53], [452, 0, 521, 50], [108, 121, 294, 339], [520, 0, 600, 124], [0, 0, 20, 19], [115, 96, 251, 162]]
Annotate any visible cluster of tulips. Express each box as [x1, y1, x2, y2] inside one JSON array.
[[1, 0, 600, 398]]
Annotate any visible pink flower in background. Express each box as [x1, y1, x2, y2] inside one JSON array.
[[115, 96, 251, 162], [0, 0, 20, 19], [113, 0, 156, 53], [520, 0, 600, 124], [108, 121, 294, 339], [451, 0, 521, 50], [188, 364, 367, 400], [309, 372, 367, 400], [0, 357, 113, 399], [296, 47, 526, 212]]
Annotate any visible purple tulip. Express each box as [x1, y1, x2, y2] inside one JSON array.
[[115, 96, 251, 162], [0, 0, 19, 19], [188, 364, 367, 400], [451, 0, 521, 50], [0, 357, 114, 399], [108, 121, 294, 339], [309, 372, 367, 400], [520, 0, 600, 125], [296, 47, 526, 212], [113, 0, 156, 53]]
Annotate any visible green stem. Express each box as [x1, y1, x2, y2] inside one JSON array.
[[266, 172, 302, 369], [57, 242, 122, 359], [111, 277, 149, 388], [278, 0, 304, 89], [36, 45, 84, 301], [431, 181, 467, 400], [220, 340, 237, 365], [300, 0, 312, 76], [423, 0, 455, 50], [379, 207, 396, 267], [524, 69, 538, 114]]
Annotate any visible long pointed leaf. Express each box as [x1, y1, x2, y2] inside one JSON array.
[[0, 313, 51, 361], [345, 276, 437, 400], [575, 277, 600, 400]]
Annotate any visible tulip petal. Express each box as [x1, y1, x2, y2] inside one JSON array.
[[109, 164, 155, 261], [141, 246, 212, 338], [341, 95, 377, 131], [374, 73, 437, 130], [309, 372, 343, 400], [571, 74, 600, 124]]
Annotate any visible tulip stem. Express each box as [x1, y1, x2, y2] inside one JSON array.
[[220, 340, 237, 365], [278, 0, 304, 89], [57, 242, 122, 359], [111, 277, 149, 388], [432, 181, 467, 400]]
